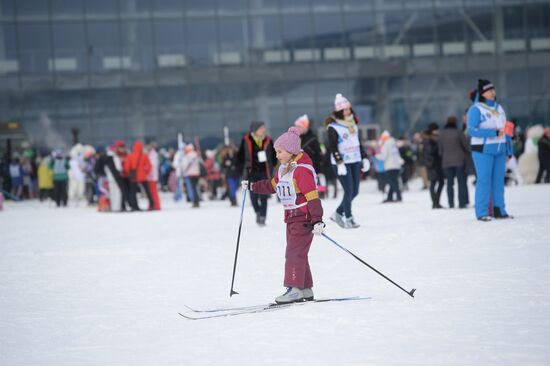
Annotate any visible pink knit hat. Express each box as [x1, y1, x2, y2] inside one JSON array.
[[334, 93, 351, 111], [274, 127, 302, 155]]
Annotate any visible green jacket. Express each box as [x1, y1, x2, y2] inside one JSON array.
[[49, 157, 69, 181]]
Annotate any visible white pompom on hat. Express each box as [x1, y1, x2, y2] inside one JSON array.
[[334, 93, 351, 112], [294, 114, 310, 131]]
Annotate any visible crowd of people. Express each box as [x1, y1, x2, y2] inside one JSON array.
[[1, 83, 548, 305], [1, 83, 549, 222]]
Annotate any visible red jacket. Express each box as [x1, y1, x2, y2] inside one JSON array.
[[123, 141, 152, 182], [252, 152, 323, 224]]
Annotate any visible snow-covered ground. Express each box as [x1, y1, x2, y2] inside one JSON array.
[[1, 180, 550, 366]]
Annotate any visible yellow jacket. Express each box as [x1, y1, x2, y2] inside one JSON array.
[[38, 163, 54, 189]]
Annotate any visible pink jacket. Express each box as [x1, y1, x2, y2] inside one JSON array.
[[180, 151, 201, 177], [147, 148, 159, 182]]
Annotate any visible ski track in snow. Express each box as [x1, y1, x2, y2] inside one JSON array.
[[1, 180, 550, 366]]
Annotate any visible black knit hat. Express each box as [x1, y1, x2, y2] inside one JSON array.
[[478, 79, 495, 95], [427, 122, 439, 132], [249, 121, 266, 133]]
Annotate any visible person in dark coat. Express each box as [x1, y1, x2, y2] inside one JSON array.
[[535, 127, 550, 183], [438, 116, 469, 208], [423, 123, 445, 209], [219, 143, 241, 206], [294, 114, 323, 174], [236, 121, 278, 226], [95, 146, 125, 211]]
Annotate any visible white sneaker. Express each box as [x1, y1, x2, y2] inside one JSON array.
[[330, 211, 346, 228], [345, 216, 360, 228], [275, 287, 304, 304], [302, 288, 314, 301]]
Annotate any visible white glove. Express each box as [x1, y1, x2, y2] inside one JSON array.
[[241, 180, 249, 191], [337, 163, 347, 176], [361, 158, 371, 173], [312, 221, 325, 236]]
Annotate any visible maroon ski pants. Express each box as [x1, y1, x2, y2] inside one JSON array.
[[284, 221, 314, 289]]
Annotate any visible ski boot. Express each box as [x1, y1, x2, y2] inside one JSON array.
[[275, 287, 304, 304], [303, 288, 314, 301], [345, 216, 360, 229], [330, 211, 346, 228]]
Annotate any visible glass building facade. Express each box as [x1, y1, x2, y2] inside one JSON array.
[[0, 0, 549, 147]]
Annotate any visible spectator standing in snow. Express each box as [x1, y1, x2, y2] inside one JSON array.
[[219, 143, 240, 207], [376, 131, 404, 203], [438, 116, 469, 208], [535, 127, 550, 183], [49, 148, 69, 207], [294, 114, 323, 174], [241, 127, 324, 304], [179, 144, 202, 208], [413, 132, 428, 190], [68, 145, 86, 203], [325, 93, 370, 229], [37, 156, 53, 201], [124, 140, 153, 211], [398, 136, 414, 191], [95, 145, 125, 212], [237, 121, 277, 226], [423, 123, 445, 209], [9, 156, 23, 199], [467, 79, 513, 220], [204, 149, 221, 200], [172, 145, 186, 202], [146, 142, 161, 210], [114, 140, 131, 210]]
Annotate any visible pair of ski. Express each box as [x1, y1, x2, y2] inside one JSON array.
[[178, 296, 370, 320]]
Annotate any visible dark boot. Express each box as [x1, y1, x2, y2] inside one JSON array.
[[493, 207, 513, 219], [258, 216, 266, 226]]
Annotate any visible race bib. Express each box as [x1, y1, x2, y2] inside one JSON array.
[[257, 150, 267, 163]]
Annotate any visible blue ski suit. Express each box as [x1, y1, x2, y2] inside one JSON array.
[[467, 99, 513, 219]]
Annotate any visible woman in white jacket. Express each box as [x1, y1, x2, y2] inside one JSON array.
[[179, 144, 202, 208], [376, 131, 404, 202]]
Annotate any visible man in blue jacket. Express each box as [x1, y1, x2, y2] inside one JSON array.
[[467, 79, 513, 221]]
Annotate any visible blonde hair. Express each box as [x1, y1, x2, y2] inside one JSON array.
[[276, 154, 298, 177]]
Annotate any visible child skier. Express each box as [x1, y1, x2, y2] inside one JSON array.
[[241, 127, 325, 304]]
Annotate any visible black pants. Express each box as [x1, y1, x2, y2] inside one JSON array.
[[53, 180, 68, 207], [188, 177, 200, 205], [249, 172, 269, 218], [386, 169, 402, 201], [39, 188, 52, 201], [536, 162, 550, 183], [128, 181, 153, 211], [429, 177, 444, 207], [444, 166, 468, 208]]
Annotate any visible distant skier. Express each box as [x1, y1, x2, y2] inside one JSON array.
[[241, 127, 325, 304]]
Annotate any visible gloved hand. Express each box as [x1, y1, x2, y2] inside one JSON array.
[[361, 158, 371, 173], [337, 163, 347, 176], [241, 180, 249, 191], [312, 221, 325, 235]]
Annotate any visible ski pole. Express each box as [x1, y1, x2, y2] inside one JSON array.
[[321, 233, 416, 298], [229, 188, 248, 297]]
